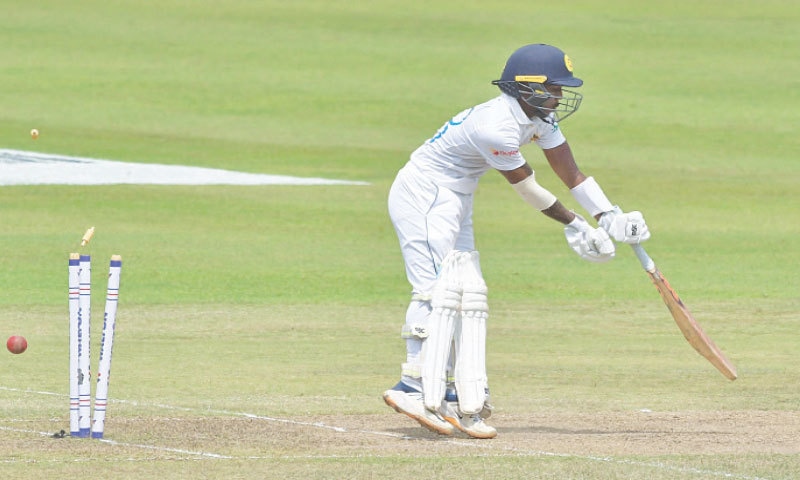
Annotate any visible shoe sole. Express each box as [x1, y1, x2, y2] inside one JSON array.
[[443, 415, 497, 439], [383, 393, 454, 436]]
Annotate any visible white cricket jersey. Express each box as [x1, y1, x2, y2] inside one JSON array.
[[408, 94, 566, 194]]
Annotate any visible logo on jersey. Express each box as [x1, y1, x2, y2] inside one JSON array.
[[429, 107, 474, 144], [491, 148, 519, 156]]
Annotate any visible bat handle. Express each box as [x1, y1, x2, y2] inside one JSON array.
[[630, 244, 656, 273]]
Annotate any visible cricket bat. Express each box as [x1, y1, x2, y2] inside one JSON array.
[[630, 244, 738, 380]]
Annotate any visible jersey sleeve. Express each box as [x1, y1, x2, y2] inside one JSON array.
[[473, 123, 527, 172]]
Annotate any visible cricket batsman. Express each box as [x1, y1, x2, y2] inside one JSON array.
[[383, 44, 651, 438]]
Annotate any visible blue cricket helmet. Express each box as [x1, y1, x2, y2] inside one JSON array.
[[492, 44, 583, 121], [498, 44, 583, 87]]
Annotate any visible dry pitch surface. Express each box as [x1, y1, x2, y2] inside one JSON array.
[[3, 401, 797, 478]]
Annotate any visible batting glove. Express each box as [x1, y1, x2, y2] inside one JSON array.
[[564, 213, 615, 263], [598, 206, 651, 244]]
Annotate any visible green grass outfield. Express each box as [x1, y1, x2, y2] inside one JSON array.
[[1, 1, 798, 479]]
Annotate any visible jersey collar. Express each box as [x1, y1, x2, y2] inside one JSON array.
[[500, 93, 554, 126], [500, 93, 535, 125]]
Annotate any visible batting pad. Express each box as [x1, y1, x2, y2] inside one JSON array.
[[454, 251, 489, 414], [421, 252, 462, 411]]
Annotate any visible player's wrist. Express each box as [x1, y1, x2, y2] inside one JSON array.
[[566, 212, 590, 232]]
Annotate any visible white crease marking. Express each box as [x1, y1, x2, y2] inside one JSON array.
[[0, 386, 773, 479], [0, 149, 369, 186]]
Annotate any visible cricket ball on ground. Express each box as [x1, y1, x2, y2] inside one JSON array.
[[7, 335, 27, 354], [30, 129, 39, 139]]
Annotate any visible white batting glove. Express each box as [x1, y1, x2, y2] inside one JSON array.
[[598, 206, 651, 244], [564, 213, 615, 263]]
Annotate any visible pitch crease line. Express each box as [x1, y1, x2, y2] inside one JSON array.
[[0, 387, 773, 480], [0, 425, 230, 459]]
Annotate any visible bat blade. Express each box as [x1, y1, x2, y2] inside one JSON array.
[[647, 269, 738, 380], [631, 245, 737, 381]]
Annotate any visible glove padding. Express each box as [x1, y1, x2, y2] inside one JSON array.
[[564, 213, 615, 263], [598, 206, 651, 244]]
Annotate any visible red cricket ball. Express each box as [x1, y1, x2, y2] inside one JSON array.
[[7, 335, 27, 354]]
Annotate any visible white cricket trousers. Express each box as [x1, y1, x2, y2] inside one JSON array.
[[388, 163, 475, 388], [388, 163, 475, 295]]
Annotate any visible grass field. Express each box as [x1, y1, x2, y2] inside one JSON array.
[[1, 1, 799, 479]]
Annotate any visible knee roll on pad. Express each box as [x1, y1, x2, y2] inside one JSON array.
[[402, 323, 429, 340]]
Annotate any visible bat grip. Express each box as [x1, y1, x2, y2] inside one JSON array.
[[630, 244, 656, 273]]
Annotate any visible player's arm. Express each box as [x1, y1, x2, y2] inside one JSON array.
[[498, 163, 573, 224], [543, 141, 651, 244], [498, 163, 614, 263], [542, 142, 586, 187]]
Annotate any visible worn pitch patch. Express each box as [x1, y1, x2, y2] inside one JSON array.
[[0, 149, 369, 186]]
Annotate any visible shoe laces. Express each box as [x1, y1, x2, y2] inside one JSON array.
[[466, 413, 484, 424], [406, 391, 423, 402]]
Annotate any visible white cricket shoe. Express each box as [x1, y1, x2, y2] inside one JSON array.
[[445, 388, 494, 419], [383, 382, 454, 436], [440, 401, 497, 439]]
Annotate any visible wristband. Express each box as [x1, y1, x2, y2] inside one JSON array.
[[570, 177, 613, 217]]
